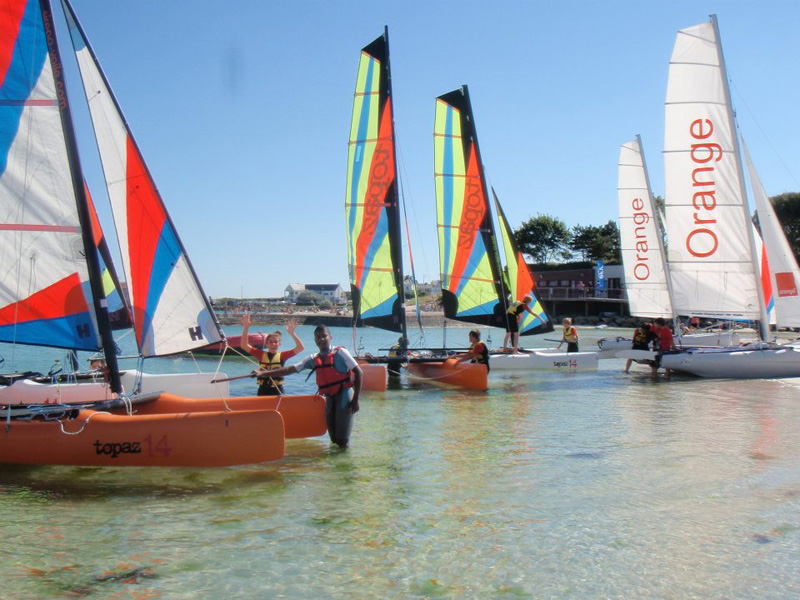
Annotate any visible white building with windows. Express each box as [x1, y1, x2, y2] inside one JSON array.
[[284, 283, 346, 304]]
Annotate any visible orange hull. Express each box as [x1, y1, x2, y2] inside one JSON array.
[[405, 359, 487, 391], [0, 409, 285, 467], [122, 393, 327, 439], [358, 363, 388, 392]]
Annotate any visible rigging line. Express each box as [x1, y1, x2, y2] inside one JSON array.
[[730, 79, 800, 190], [394, 133, 432, 291]]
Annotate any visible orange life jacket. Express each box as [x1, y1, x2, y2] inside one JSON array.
[[310, 348, 353, 396]]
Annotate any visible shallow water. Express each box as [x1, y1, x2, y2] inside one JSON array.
[[1, 326, 800, 598]]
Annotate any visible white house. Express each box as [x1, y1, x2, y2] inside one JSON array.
[[284, 283, 346, 304]]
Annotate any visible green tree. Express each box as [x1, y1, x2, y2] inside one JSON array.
[[295, 291, 323, 306], [771, 192, 800, 261], [570, 220, 621, 263], [514, 214, 572, 263]]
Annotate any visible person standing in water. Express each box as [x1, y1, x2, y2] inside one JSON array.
[[558, 317, 579, 352], [254, 325, 362, 449], [240, 313, 304, 396]]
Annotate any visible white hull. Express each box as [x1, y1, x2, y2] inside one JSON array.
[[490, 350, 598, 372], [598, 332, 741, 358], [0, 371, 229, 406], [660, 345, 800, 379]]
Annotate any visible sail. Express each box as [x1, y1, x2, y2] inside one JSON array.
[[743, 140, 800, 327], [344, 29, 405, 333], [492, 190, 552, 334], [434, 86, 506, 327], [85, 183, 131, 330], [62, 0, 223, 356], [663, 18, 763, 321], [0, 0, 101, 351], [618, 137, 673, 318], [753, 223, 776, 325]]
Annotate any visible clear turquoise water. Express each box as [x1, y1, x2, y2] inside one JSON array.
[[1, 325, 799, 598]]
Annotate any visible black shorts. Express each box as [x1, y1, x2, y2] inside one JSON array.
[[506, 317, 519, 334]]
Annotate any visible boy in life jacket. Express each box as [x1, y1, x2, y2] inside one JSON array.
[[624, 323, 656, 374], [502, 295, 536, 353], [240, 313, 304, 396], [456, 329, 490, 372], [558, 317, 579, 352], [255, 325, 362, 449]]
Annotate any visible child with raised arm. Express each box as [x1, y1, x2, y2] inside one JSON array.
[[240, 313, 304, 396]]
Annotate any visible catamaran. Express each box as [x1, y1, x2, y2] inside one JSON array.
[[655, 15, 800, 379], [603, 135, 739, 361], [432, 86, 597, 372], [0, 0, 325, 466]]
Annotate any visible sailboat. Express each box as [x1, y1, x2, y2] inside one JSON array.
[[431, 86, 597, 372], [603, 135, 739, 360], [656, 15, 800, 378], [345, 29, 487, 391], [0, 0, 325, 466]]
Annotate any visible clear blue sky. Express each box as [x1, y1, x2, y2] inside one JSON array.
[[61, 0, 800, 298]]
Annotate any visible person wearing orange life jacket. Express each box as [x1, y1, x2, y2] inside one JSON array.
[[254, 325, 362, 449], [240, 313, 304, 396], [456, 329, 490, 372], [557, 317, 579, 352]]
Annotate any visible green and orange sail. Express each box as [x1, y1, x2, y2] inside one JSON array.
[[493, 189, 552, 335], [434, 86, 551, 335], [345, 28, 405, 334]]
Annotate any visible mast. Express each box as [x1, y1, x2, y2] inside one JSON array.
[[637, 135, 680, 332], [39, 0, 121, 392], [711, 14, 770, 341], [461, 86, 508, 307], [345, 28, 406, 341], [61, 0, 225, 355], [434, 86, 507, 328], [382, 26, 408, 354]]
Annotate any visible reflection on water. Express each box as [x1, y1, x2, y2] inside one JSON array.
[[2, 327, 800, 597]]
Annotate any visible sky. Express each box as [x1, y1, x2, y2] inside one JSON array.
[[59, 0, 800, 298]]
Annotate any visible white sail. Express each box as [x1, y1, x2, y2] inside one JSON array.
[[663, 19, 763, 321], [0, 1, 101, 351], [63, 1, 223, 357], [618, 137, 673, 318], [743, 139, 800, 327]]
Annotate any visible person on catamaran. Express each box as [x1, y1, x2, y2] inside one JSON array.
[[254, 325, 362, 449], [651, 317, 675, 378], [624, 323, 657, 374], [558, 317, 579, 353], [240, 313, 304, 396], [502, 295, 536, 353], [456, 329, 490, 372]]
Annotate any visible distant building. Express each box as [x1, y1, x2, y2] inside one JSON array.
[[531, 264, 625, 299], [284, 283, 345, 304], [403, 275, 442, 297]]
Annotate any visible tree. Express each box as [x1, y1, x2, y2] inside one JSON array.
[[570, 220, 621, 263], [295, 291, 323, 306], [771, 192, 800, 261], [514, 214, 572, 263]]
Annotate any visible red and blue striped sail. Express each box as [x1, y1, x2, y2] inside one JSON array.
[[434, 87, 506, 327], [0, 0, 100, 350], [493, 189, 553, 335], [345, 29, 405, 332], [63, 0, 223, 357]]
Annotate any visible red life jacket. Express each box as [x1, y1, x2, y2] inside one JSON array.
[[311, 347, 353, 396]]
